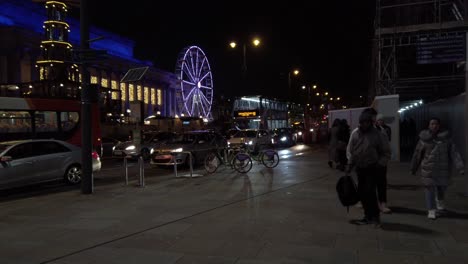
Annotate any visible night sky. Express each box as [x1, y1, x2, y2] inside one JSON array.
[[85, 1, 375, 104]]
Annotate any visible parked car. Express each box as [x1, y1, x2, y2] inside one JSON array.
[[272, 128, 297, 147], [112, 131, 177, 160], [100, 136, 128, 158], [150, 130, 227, 167], [0, 139, 101, 189], [227, 129, 272, 151]]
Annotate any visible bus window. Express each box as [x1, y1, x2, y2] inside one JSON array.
[[60, 112, 79, 132], [35, 111, 58, 132], [0, 111, 32, 133]]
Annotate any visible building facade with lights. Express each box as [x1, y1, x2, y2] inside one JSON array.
[[0, 0, 178, 122]]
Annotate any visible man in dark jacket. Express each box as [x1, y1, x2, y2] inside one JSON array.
[[346, 110, 391, 227]]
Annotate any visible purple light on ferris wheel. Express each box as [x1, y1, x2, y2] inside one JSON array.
[[175, 46, 213, 119]]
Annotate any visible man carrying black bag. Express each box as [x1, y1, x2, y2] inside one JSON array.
[[345, 109, 391, 228]]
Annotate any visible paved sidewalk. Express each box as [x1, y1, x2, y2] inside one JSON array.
[[1, 146, 468, 264]]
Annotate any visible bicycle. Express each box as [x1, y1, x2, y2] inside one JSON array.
[[204, 145, 253, 174], [244, 144, 280, 169]]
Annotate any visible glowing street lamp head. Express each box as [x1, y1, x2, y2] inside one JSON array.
[[313, 85, 317, 89], [252, 38, 261, 46], [293, 70, 299, 75], [229, 41, 237, 48], [302, 85, 306, 90]]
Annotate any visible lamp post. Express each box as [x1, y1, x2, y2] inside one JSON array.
[[229, 37, 261, 78], [288, 69, 300, 91]]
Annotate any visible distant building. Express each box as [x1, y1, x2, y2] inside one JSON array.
[[0, 0, 179, 122]]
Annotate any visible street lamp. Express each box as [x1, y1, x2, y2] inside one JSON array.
[[287, 69, 300, 91], [229, 37, 261, 75]]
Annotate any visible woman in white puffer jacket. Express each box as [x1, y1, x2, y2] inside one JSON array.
[[410, 118, 464, 220]]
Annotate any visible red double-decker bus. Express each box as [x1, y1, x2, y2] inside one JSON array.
[[0, 96, 101, 148]]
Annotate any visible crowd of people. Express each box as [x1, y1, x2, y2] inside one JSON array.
[[329, 108, 465, 227]]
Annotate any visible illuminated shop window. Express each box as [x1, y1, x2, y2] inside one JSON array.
[[151, 88, 156, 105], [91, 75, 98, 84], [144, 87, 149, 104], [120, 82, 126, 101], [111, 80, 118, 100], [157, 89, 162, 106], [129, 84, 134, 101], [137, 85, 142, 101], [101, 78, 108, 88], [39, 67, 45, 80]]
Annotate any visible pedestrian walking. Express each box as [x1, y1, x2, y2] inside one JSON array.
[[346, 110, 391, 227], [410, 117, 464, 220], [375, 114, 392, 214]]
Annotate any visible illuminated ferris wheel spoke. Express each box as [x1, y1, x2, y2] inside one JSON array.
[[195, 50, 199, 78], [199, 92, 211, 108], [183, 65, 196, 82], [198, 92, 207, 116], [199, 72, 210, 82], [175, 46, 213, 118], [183, 86, 196, 101], [200, 85, 212, 90], [189, 52, 197, 77], [198, 57, 206, 76], [182, 80, 196, 86]]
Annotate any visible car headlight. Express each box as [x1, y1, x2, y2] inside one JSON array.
[[150, 148, 154, 154], [112, 146, 115, 151], [248, 140, 253, 145], [298, 131, 302, 136], [125, 145, 136, 150], [280, 136, 287, 142], [172, 148, 183, 153]]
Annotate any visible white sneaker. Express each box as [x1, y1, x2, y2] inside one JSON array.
[[436, 200, 445, 210], [428, 210, 436, 220]]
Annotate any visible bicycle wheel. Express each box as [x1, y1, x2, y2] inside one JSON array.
[[233, 153, 253, 173], [261, 149, 280, 168], [204, 152, 220, 174]]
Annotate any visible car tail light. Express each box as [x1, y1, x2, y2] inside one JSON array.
[[92, 151, 100, 160]]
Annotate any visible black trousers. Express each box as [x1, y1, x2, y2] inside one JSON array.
[[356, 166, 380, 221], [376, 166, 388, 203]]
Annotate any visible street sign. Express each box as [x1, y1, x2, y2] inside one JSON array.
[[121, 67, 149, 83]]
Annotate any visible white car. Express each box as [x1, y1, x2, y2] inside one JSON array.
[[227, 129, 272, 151]]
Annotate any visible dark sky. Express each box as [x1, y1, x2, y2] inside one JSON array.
[[86, 1, 375, 104]]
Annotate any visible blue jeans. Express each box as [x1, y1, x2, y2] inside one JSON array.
[[425, 185, 446, 210]]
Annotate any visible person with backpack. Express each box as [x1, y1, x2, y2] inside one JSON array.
[[346, 109, 391, 227], [410, 117, 464, 220]]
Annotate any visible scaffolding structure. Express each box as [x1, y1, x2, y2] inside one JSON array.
[[374, 0, 468, 102]]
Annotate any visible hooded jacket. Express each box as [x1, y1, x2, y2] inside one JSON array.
[[410, 129, 464, 186]]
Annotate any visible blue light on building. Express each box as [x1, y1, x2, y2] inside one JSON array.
[[0, 0, 151, 65]]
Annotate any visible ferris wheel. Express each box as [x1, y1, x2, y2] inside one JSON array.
[[175, 46, 214, 119]]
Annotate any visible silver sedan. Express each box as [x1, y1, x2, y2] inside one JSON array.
[[0, 139, 101, 190]]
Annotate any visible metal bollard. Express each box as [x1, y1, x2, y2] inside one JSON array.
[[124, 156, 129, 185], [138, 156, 145, 187], [188, 152, 193, 178], [173, 153, 178, 177]]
